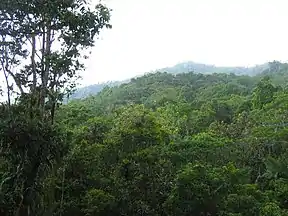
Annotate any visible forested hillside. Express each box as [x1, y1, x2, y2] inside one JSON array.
[[55, 62, 288, 215], [70, 60, 278, 100], [156, 61, 269, 76], [1, 0, 288, 215]]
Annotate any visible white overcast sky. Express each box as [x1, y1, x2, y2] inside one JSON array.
[[72, 0, 288, 85], [3, 0, 287, 101]]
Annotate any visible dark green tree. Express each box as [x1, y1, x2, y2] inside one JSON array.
[[0, 1, 111, 215]]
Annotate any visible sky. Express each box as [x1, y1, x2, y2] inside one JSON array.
[[80, 0, 288, 86]]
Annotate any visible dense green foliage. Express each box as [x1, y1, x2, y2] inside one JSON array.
[[54, 63, 288, 216], [70, 60, 288, 100], [0, 0, 111, 215], [1, 1, 288, 215]]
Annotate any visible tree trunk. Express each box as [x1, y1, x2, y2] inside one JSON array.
[[40, 23, 52, 119]]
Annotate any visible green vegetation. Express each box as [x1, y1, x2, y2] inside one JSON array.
[[70, 60, 286, 100], [57, 63, 288, 216], [1, 1, 288, 216], [156, 61, 269, 76], [0, 0, 111, 215]]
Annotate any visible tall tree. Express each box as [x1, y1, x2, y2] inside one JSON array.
[[0, 0, 111, 122], [0, 1, 111, 216]]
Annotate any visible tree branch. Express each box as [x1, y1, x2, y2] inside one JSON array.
[[30, 34, 37, 91]]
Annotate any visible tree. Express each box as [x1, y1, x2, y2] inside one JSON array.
[[0, 106, 69, 216], [164, 163, 248, 216], [0, 0, 111, 122], [252, 76, 278, 109], [0, 1, 111, 215]]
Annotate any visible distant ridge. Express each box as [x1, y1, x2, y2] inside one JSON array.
[[69, 80, 127, 100], [69, 61, 271, 100], [155, 61, 269, 76]]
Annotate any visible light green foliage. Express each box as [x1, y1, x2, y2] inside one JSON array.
[[82, 189, 116, 216], [252, 76, 278, 109], [108, 104, 170, 152], [260, 202, 282, 216]]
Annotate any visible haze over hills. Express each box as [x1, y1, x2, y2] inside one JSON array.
[[69, 80, 126, 100], [69, 61, 271, 100], [156, 61, 269, 76]]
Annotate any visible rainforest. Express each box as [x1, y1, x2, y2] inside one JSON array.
[[0, 0, 288, 216]]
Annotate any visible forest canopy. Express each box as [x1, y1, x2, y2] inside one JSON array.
[[1, 1, 288, 215], [55, 62, 288, 216]]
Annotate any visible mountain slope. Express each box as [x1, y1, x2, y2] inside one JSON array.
[[69, 61, 271, 100], [70, 80, 128, 100], [156, 61, 269, 76]]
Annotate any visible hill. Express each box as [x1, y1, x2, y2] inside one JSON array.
[[69, 80, 127, 100], [54, 63, 288, 215], [62, 61, 288, 119], [70, 61, 270, 100], [156, 61, 269, 75]]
